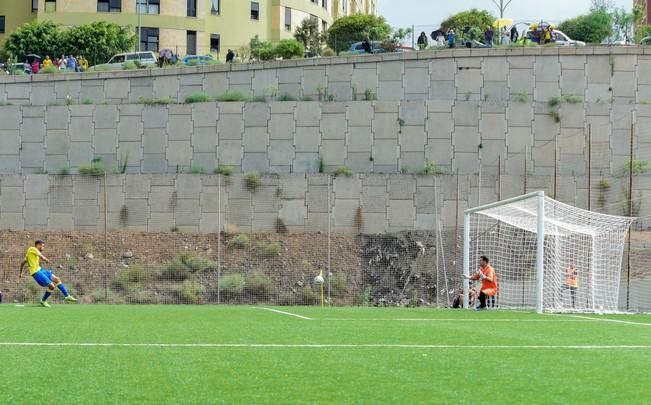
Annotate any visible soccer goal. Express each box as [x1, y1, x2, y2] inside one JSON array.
[[462, 191, 635, 313]]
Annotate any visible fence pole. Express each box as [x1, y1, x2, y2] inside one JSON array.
[[454, 168, 460, 287], [523, 147, 528, 194], [433, 176, 439, 307], [588, 124, 592, 211], [412, 25, 416, 49], [103, 172, 109, 303], [497, 155, 501, 201], [327, 174, 331, 304], [627, 121, 634, 310], [217, 174, 222, 305], [554, 136, 558, 199]]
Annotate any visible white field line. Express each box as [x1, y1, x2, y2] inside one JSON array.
[[259, 307, 313, 320], [0, 342, 649, 349], [320, 318, 596, 322], [564, 314, 651, 327]]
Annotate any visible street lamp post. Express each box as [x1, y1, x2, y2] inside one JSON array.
[[137, 0, 142, 52], [490, 0, 514, 18]]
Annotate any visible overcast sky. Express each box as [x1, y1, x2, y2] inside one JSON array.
[[379, 0, 633, 28]]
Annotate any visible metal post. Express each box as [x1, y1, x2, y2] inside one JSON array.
[[327, 174, 332, 304], [627, 121, 634, 310], [553, 136, 558, 200], [137, 0, 142, 52], [103, 172, 109, 303], [535, 191, 545, 314], [433, 176, 439, 308], [497, 155, 501, 201], [523, 147, 528, 194], [462, 212, 470, 309], [217, 174, 222, 305], [412, 25, 416, 50], [587, 124, 592, 211]]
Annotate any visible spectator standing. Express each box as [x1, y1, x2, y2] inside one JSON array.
[[510, 25, 519, 42], [447, 29, 456, 48], [58, 55, 67, 71], [502, 28, 510, 46], [78, 56, 89, 71], [67, 55, 77, 72], [436, 32, 446, 47], [362, 38, 372, 53], [226, 49, 235, 63], [31, 59, 40, 74], [484, 26, 494, 47], [417, 32, 428, 50], [42, 56, 52, 69]]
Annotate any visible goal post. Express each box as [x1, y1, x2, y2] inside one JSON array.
[[462, 191, 635, 313]]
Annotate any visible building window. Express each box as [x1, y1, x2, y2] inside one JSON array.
[[322, 0, 327, 9], [284, 7, 291, 31], [140, 27, 159, 52], [211, 0, 220, 15], [210, 34, 220, 53], [187, 30, 197, 55], [250, 2, 259, 20], [137, 0, 159, 15], [32, 0, 38, 12], [45, 0, 56, 12], [98, 0, 121, 12], [0, 16, 4, 34], [187, 0, 196, 17]]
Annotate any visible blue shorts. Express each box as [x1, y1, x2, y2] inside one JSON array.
[[32, 269, 54, 287]]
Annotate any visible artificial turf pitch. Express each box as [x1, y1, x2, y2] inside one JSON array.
[[1, 305, 650, 404]]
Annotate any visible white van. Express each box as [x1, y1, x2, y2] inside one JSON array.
[[105, 51, 158, 68]]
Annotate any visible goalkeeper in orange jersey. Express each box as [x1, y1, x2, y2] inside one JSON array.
[[464, 255, 497, 310], [563, 262, 578, 308]]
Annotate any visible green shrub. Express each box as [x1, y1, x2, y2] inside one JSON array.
[[563, 94, 582, 104], [261, 241, 282, 258], [216, 91, 251, 102], [548, 96, 561, 108], [333, 166, 353, 177], [188, 164, 205, 174], [244, 271, 273, 300], [214, 165, 233, 176], [364, 88, 376, 101], [122, 61, 139, 70], [176, 279, 206, 304], [78, 158, 105, 176], [624, 160, 649, 174], [40, 66, 59, 74], [420, 161, 444, 175], [90, 288, 121, 303], [244, 172, 262, 192], [275, 39, 305, 59], [185, 92, 211, 103], [138, 96, 174, 105], [59, 164, 71, 175], [330, 272, 348, 298], [277, 93, 297, 101], [322, 47, 336, 57], [126, 289, 158, 304], [160, 258, 191, 281], [81, 98, 94, 105], [231, 234, 251, 249], [300, 96, 315, 101], [87, 64, 112, 72], [513, 90, 529, 103], [219, 273, 245, 301], [298, 286, 319, 305]]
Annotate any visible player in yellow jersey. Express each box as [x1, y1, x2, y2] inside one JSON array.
[[19, 240, 77, 307]]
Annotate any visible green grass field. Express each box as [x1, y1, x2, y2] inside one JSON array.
[[1, 305, 650, 404]]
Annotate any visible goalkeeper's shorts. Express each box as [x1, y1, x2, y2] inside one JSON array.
[[32, 269, 54, 287]]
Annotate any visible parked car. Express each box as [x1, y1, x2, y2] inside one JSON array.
[[348, 41, 386, 54], [523, 29, 586, 46], [3, 63, 31, 74], [182, 55, 216, 66], [105, 51, 158, 69]]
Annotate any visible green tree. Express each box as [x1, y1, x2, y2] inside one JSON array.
[[60, 21, 135, 66], [293, 18, 325, 57], [440, 9, 495, 41], [274, 39, 305, 60], [635, 25, 651, 43], [326, 14, 392, 53], [558, 9, 613, 43], [3, 20, 62, 61], [249, 35, 275, 61]]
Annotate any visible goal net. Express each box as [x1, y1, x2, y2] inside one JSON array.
[[462, 191, 635, 313]]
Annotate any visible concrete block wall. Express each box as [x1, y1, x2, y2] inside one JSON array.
[[1, 173, 649, 233], [2, 48, 651, 106], [0, 99, 649, 177]]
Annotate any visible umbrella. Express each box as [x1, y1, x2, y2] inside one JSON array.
[[159, 48, 173, 59], [530, 22, 555, 31], [25, 54, 41, 64], [493, 18, 513, 29]]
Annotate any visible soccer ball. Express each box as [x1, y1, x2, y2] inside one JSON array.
[[314, 275, 324, 285]]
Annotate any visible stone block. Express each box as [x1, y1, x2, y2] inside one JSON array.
[[361, 185, 387, 213], [279, 174, 307, 199], [148, 212, 175, 232], [399, 100, 426, 126], [480, 113, 507, 140], [192, 102, 218, 127], [414, 214, 435, 230], [426, 112, 453, 139], [506, 127, 534, 154], [320, 140, 346, 166], [217, 139, 242, 167], [48, 213, 73, 230], [68, 142, 93, 166], [0, 213, 24, 230], [70, 116, 93, 142], [534, 81, 561, 101], [293, 153, 319, 173], [344, 152, 372, 173], [94, 105, 119, 129], [242, 153, 269, 172], [305, 213, 329, 231], [307, 185, 329, 213], [268, 140, 294, 166], [22, 117, 46, 142], [167, 114, 193, 141], [227, 199, 252, 229], [456, 68, 483, 95], [269, 113, 294, 140], [279, 199, 307, 226], [378, 61, 404, 81], [45, 106, 69, 131], [400, 151, 426, 172], [346, 126, 372, 153], [142, 129, 168, 154], [301, 68, 327, 96], [123, 176, 151, 199], [0, 186, 25, 212], [104, 78, 130, 100], [509, 69, 534, 93], [295, 127, 320, 153], [244, 103, 269, 127], [453, 126, 480, 153], [333, 176, 361, 199], [454, 102, 479, 127], [430, 59, 455, 81], [452, 152, 480, 173], [217, 114, 244, 140], [93, 129, 118, 155], [118, 116, 143, 142], [403, 68, 429, 95], [166, 141, 193, 167], [200, 186, 226, 213], [483, 81, 509, 101], [560, 70, 586, 97], [153, 76, 180, 99], [361, 213, 388, 234], [586, 55, 611, 84], [149, 186, 176, 213], [372, 139, 398, 165], [534, 56, 561, 82], [389, 200, 414, 227], [44, 129, 68, 156], [243, 127, 269, 153], [507, 103, 534, 127], [321, 113, 348, 139], [142, 106, 168, 129], [399, 126, 426, 152], [346, 102, 373, 127], [175, 175, 202, 198], [142, 154, 168, 173], [388, 175, 415, 199], [352, 68, 378, 96], [175, 199, 200, 227], [24, 175, 49, 199], [483, 58, 508, 82], [333, 199, 359, 228], [612, 71, 636, 98], [425, 139, 453, 167], [379, 81, 405, 101], [73, 199, 99, 228], [20, 143, 45, 168]]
